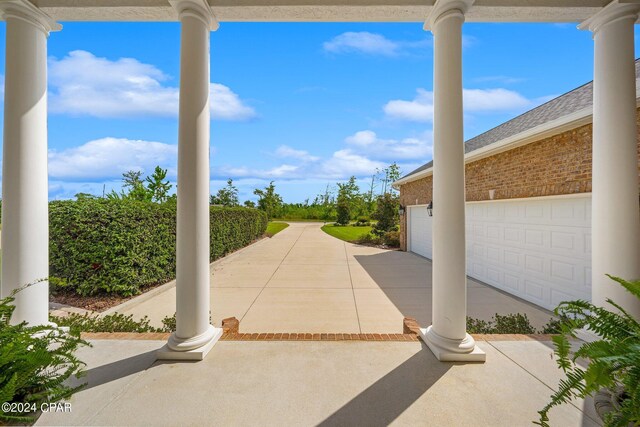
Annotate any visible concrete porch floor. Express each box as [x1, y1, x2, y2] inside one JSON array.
[[36, 337, 600, 426], [110, 222, 554, 333]]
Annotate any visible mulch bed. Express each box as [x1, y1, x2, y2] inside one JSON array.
[[49, 286, 158, 312]]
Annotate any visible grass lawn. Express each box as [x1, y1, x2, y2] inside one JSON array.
[[272, 218, 328, 222], [321, 224, 372, 243], [266, 222, 289, 237]]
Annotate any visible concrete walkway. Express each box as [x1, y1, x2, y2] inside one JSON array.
[[114, 222, 553, 333], [36, 337, 599, 426]]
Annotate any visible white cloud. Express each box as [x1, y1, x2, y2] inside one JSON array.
[[464, 88, 532, 111], [319, 149, 386, 178], [275, 145, 320, 162], [323, 32, 430, 56], [209, 83, 256, 121], [216, 127, 430, 182], [323, 32, 400, 56], [345, 130, 432, 161], [48, 50, 256, 120], [218, 164, 300, 180], [383, 87, 539, 122], [383, 89, 434, 122], [473, 75, 526, 85], [48, 137, 177, 181]]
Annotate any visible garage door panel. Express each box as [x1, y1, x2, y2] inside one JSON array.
[[408, 206, 432, 259], [466, 196, 592, 310], [408, 196, 591, 310]]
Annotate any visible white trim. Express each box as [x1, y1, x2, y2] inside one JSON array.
[[578, 0, 640, 34], [0, 0, 61, 34], [465, 193, 592, 205]]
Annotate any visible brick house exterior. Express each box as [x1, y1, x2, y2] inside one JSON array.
[[393, 60, 640, 311], [398, 109, 640, 251]]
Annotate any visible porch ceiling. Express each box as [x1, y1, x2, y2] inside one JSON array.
[[32, 0, 619, 23]]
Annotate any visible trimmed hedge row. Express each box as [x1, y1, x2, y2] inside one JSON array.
[[49, 199, 267, 296]]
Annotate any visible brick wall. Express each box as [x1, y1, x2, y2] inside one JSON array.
[[398, 108, 640, 251]]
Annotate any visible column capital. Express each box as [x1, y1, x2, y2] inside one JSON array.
[[0, 0, 61, 35], [578, 0, 640, 34], [170, 0, 219, 31], [424, 0, 474, 32]]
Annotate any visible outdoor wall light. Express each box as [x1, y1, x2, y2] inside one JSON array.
[[398, 205, 405, 216], [427, 201, 433, 217]]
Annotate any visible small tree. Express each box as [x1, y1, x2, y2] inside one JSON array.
[[336, 176, 365, 221], [210, 179, 239, 207], [335, 195, 351, 225], [253, 181, 283, 219], [371, 193, 399, 237], [121, 170, 151, 202], [243, 200, 256, 208], [377, 163, 401, 196], [145, 166, 172, 203], [108, 167, 173, 203]]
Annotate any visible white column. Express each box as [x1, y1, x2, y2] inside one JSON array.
[[580, 1, 640, 318], [420, 0, 485, 362], [158, 0, 222, 360], [0, 1, 60, 325]]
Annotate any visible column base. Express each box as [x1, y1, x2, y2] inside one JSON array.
[[420, 326, 486, 362], [157, 325, 222, 361]]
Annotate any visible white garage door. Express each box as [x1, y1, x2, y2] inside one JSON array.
[[466, 195, 591, 310], [408, 205, 433, 259], [408, 195, 592, 311]]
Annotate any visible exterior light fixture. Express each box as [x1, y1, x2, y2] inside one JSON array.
[[398, 205, 405, 216], [427, 201, 433, 217]]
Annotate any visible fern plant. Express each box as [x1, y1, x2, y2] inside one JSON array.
[[0, 288, 89, 423], [536, 275, 640, 427]]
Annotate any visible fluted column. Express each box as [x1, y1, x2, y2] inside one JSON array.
[[420, 0, 485, 362], [0, 1, 60, 325], [580, 0, 640, 318], [158, 0, 222, 360]]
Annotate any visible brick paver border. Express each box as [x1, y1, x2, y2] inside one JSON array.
[[79, 316, 557, 342], [80, 332, 558, 342]]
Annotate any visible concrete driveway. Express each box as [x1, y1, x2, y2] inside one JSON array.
[[114, 222, 553, 333]]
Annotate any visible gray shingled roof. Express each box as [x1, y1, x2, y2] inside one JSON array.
[[400, 59, 640, 182]]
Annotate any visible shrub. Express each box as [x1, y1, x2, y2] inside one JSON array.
[[49, 312, 178, 334], [1, 288, 88, 424], [466, 313, 536, 334], [49, 199, 267, 296], [354, 216, 371, 227], [382, 231, 400, 247], [335, 196, 350, 226], [537, 276, 640, 427], [50, 199, 177, 297], [49, 312, 179, 334], [209, 206, 267, 260], [50, 313, 162, 334], [371, 193, 399, 237], [356, 233, 383, 246]]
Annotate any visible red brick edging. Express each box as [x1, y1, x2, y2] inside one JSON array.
[[79, 331, 557, 342], [222, 332, 419, 341], [78, 317, 557, 342]]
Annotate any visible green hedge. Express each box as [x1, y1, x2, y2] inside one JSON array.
[[210, 207, 268, 260], [49, 199, 267, 296]]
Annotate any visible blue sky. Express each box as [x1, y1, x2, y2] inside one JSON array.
[[0, 22, 637, 203]]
